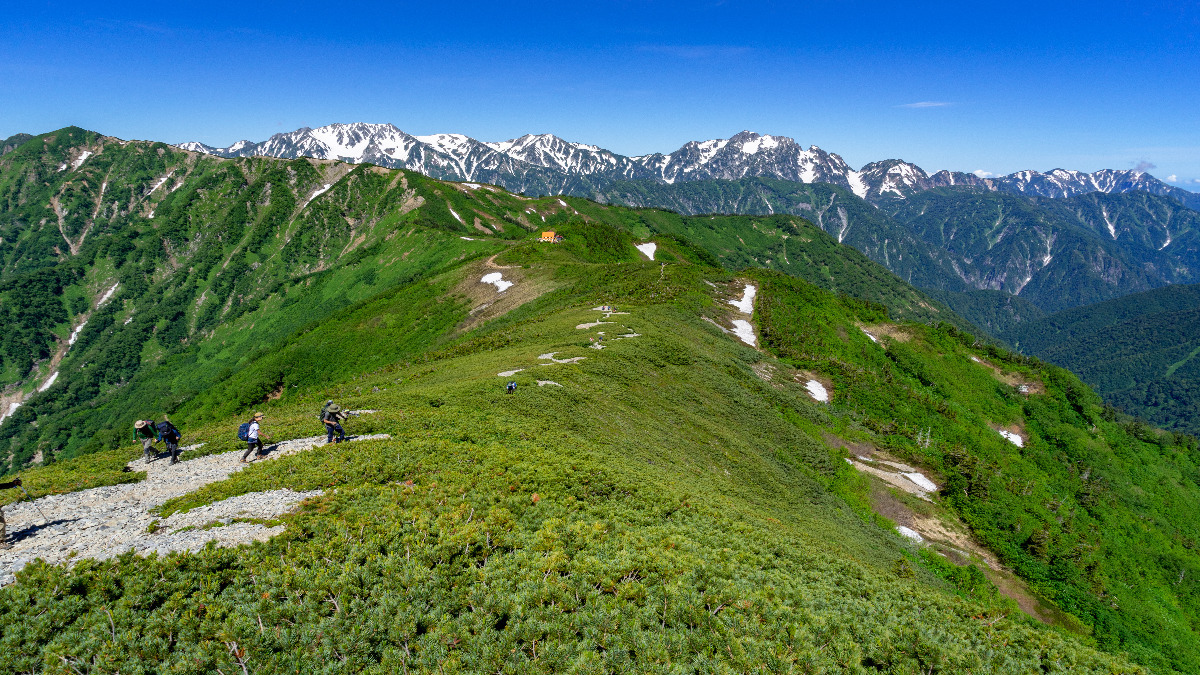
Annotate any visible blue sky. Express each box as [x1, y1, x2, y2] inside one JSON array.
[[3, 1, 1198, 187]]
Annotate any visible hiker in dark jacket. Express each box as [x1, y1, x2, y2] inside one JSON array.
[[133, 419, 158, 462], [0, 477, 22, 550], [156, 416, 183, 465], [323, 404, 346, 444]]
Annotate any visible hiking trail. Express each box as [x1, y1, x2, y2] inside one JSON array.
[[1, 432, 388, 586]]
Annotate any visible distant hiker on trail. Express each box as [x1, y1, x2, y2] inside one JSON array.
[[240, 413, 270, 463], [133, 419, 158, 462], [0, 477, 22, 549], [507, 381, 517, 394], [323, 404, 347, 444], [156, 416, 183, 465]]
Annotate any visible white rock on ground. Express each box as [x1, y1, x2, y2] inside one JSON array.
[[0, 433, 389, 586], [538, 352, 586, 364]]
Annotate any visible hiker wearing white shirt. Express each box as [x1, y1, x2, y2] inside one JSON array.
[[240, 412, 270, 463]]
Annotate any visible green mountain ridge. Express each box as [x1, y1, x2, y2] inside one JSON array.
[[1, 128, 1200, 672]]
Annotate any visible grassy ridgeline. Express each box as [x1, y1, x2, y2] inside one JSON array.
[[1, 242, 1153, 673]]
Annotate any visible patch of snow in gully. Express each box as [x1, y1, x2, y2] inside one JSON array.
[[728, 284, 756, 314], [0, 402, 20, 425], [903, 472, 937, 491], [71, 151, 93, 170], [38, 371, 59, 392], [731, 320, 756, 346], [481, 272, 513, 292], [896, 526, 924, 543], [68, 322, 88, 346], [805, 380, 829, 402], [449, 207, 463, 224], [635, 243, 657, 260], [998, 430, 1024, 447]]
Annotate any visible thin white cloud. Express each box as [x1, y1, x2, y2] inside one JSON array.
[[1167, 174, 1178, 182], [638, 44, 751, 59], [973, 169, 994, 178], [897, 101, 953, 109], [1133, 160, 1157, 172]]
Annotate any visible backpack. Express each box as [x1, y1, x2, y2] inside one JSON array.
[[157, 420, 180, 440], [237, 422, 251, 442]]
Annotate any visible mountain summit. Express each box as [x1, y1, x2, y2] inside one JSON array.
[[180, 123, 1198, 208]]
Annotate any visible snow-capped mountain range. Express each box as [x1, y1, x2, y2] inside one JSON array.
[[178, 123, 1198, 208]]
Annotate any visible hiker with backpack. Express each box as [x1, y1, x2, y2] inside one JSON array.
[[507, 381, 517, 394], [239, 412, 270, 463], [0, 477, 22, 550], [322, 403, 347, 444], [133, 419, 158, 462], [156, 416, 184, 465]]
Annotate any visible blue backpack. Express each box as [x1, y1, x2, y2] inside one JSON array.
[[237, 422, 251, 442]]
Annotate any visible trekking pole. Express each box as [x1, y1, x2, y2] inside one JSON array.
[[16, 484, 50, 524]]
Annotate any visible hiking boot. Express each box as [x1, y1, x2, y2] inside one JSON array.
[[169, 458, 178, 465], [0, 542, 11, 550]]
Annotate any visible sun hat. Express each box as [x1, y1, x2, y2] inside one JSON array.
[[134, 420, 148, 428], [328, 404, 341, 413], [253, 412, 265, 419]]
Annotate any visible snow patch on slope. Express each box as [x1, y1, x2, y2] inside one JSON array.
[[731, 319, 757, 346], [635, 242, 657, 260], [728, 284, 757, 314], [38, 371, 59, 392], [481, 272, 513, 292]]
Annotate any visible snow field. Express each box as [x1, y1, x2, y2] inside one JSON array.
[[731, 320, 757, 346], [480, 272, 513, 292], [728, 284, 757, 314]]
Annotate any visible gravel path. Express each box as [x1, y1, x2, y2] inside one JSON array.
[[1, 432, 389, 586]]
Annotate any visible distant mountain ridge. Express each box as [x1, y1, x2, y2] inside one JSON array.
[[178, 123, 1200, 208]]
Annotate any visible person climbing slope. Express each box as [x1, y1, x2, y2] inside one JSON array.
[[323, 404, 347, 444], [0, 476, 22, 550], [156, 415, 183, 465], [240, 412, 270, 463], [133, 419, 158, 462]]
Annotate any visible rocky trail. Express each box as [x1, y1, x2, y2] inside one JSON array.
[[1, 432, 389, 586]]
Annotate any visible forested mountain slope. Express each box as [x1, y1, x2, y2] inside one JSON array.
[[594, 179, 1200, 322], [2, 128, 1200, 672], [1006, 283, 1200, 435]]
